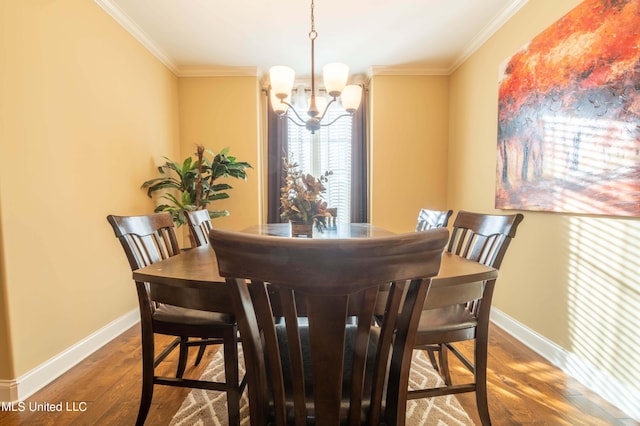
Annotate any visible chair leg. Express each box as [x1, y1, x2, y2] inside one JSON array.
[[426, 348, 439, 371], [438, 343, 452, 385], [194, 341, 207, 366], [224, 329, 241, 426], [176, 337, 188, 378], [475, 340, 492, 425], [136, 378, 154, 426], [136, 333, 155, 426]]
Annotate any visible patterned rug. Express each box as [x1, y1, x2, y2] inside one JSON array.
[[170, 348, 474, 425]]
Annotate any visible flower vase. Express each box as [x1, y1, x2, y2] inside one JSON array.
[[290, 221, 313, 237]]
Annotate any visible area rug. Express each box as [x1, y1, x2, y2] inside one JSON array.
[[170, 348, 474, 425]]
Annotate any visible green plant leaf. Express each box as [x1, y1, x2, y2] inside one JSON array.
[[141, 147, 251, 226]]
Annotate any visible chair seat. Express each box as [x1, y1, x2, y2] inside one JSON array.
[[154, 304, 233, 326], [415, 305, 477, 343]]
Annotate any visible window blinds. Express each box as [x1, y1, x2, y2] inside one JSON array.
[[287, 102, 352, 224]]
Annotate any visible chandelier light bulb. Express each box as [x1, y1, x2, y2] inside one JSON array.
[[340, 85, 362, 113], [323, 63, 349, 98], [269, 65, 295, 100], [311, 93, 328, 114], [270, 90, 289, 114]]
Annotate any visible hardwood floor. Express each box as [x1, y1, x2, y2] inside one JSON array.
[[0, 323, 636, 425]]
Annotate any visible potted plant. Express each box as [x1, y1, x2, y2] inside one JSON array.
[[279, 157, 332, 236], [142, 145, 252, 226]]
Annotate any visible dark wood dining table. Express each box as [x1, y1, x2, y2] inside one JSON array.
[[131, 223, 498, 424], [132, 223, 498, 301]]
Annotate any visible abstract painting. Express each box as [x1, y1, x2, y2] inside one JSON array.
[[496, 0, 640, 216]]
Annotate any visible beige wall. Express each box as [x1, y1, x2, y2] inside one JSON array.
[[177, 77, 262, 233], [2, 0, 638, 414], [369, 75, 449, 232], [0, 0, 179, 378], [449, 0, 640, 401]]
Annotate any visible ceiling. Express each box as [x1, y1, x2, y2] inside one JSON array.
[[96, 0, 527, 79]]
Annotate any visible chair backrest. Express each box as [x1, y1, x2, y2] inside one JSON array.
[[326, 207, 338, 227], [209, 228, 449, 425], [106, 212, 181, 271], [425, 210, 523, 312], [184, 209, 213, 248], [447, 210, 524, 269], [415, 208, 453, 231]]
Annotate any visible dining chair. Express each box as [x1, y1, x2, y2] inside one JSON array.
[[415, 208, 454, 231], [327, 206, 338, 227], [370, 209, 453, 317], [209, 227, 449, 426], [183, 209, 218, 365], [185, 209, 213, 248], [107, 213, 245, 426], [410, 210, 524, 426]]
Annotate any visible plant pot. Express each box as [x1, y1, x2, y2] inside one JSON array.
[[290, 221, 313, 237]]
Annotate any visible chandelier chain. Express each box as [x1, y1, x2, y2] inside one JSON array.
[[309, 0, 317, 40]]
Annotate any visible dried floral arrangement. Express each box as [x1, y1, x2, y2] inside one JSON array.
[[280, 158, 333, 231]]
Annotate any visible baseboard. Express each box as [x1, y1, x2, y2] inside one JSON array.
[[3, 307, 638, 421], [0, 380, 18, 403], [491, 308, 640, 421], [0, 309, 139, 402]]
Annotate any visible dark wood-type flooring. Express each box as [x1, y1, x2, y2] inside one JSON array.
[[0, 323, 637, 425]]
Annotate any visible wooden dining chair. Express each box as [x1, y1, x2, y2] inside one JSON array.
[[185, 209, 213, 248], [107, 213, 245, 426], [183, 209, 218, 365], [415, 208, 453, 231], [410, 210, 524, 426], [209, 228, 449, 426], [327, 206, 338, 228], [370, 209, 453, 318]]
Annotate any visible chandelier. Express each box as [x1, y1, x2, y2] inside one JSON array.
[[269, 0, 362, 134]]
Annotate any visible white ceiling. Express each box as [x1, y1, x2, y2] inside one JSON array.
[[96, 0, 527, 79]]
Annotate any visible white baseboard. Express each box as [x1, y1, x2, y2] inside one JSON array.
[[491, 308, 640, 422], [3, 306, 639, 421], [0, 309, 139, 402]]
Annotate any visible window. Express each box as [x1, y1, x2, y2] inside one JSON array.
[[267, 86, 367, 225], [286, 102, 352, 224]]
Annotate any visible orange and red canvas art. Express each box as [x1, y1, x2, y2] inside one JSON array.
[[496, 0, 640, 216]]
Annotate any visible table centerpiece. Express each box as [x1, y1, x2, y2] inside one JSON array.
[[279, 158, 332, 237]]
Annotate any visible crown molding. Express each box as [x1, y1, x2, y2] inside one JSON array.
[[367, 66, 450, 77], [94, 0, 179, 74], [95, 0, 261, 79], [369, 0, 528, 77], [448, 0, 529, 74], [177, 66, 262, 78], [96, 0, 528, 79]]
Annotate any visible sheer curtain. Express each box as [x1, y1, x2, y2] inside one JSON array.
[[267, 85, 368, 224]]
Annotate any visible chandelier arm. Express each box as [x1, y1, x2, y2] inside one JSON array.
[[319, 113, 353, 127], [283, 115, 306, 128], [315, 97, 338, 122], [278, 100, 308, 125]]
